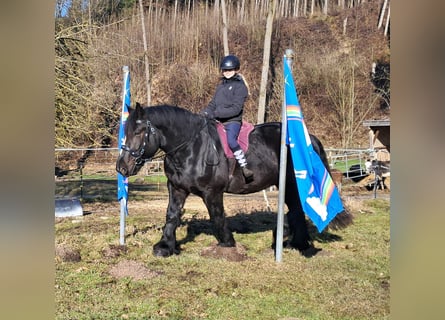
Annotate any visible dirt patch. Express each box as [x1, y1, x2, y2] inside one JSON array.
[[109, 260, 162, 280], [200, 243, 249, 262], [102, 244, 127, 258], [55, 244, 81, 262]]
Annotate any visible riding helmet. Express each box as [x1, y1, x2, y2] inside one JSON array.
[[220, 55, 240, 70]]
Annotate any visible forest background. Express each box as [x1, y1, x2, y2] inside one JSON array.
[[55, 0, 390, 150]]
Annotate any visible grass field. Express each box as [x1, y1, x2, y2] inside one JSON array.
[[55, 187, 389, 320]]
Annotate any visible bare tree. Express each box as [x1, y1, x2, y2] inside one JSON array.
[[139, 0, 151, 105], [384, 5, 390, 37], [221, 0, 229, 55], [320, 51, 379, 148], [257, 0, 277, 124], [377, 0, 388, 29], [55, 21, 118, 148]]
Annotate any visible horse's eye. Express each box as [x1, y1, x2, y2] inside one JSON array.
[[134, 125, 145, 135]]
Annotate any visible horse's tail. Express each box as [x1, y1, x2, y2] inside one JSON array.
[[327, 208, 354, 230], [310, 134, 354, 230]]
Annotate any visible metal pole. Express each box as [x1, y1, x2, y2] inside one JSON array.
[[120, 199, 126, 245], [79, 165, 83, 201], [276, 49, 294, 262]]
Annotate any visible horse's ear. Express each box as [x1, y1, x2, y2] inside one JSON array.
[[135, 102, 144, 118]]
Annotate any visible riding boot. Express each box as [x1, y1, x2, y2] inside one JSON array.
[[233, 149, 254, 180]]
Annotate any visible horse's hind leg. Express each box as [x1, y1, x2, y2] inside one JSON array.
[[281, 148, 320, 257], [286, 196, 322, 257], [283, 170, 318, 256], [286, 197, 311, 251], [203, 192, 235, 247], [153, 183, 188, 257]]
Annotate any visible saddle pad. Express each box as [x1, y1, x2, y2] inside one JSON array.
[[216, 121, 254, 158]]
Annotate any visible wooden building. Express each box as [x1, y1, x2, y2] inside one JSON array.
[[363, 119, 390, 162]]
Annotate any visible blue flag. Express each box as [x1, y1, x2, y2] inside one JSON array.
[[284, 59, 344, 232], [118, 66, 130, 215]]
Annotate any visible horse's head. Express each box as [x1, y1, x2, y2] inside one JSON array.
[[116, 102, 160, 177]]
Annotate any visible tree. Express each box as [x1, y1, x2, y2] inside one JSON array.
[[221, 0, 229, 55], [321, 51, 379, 148], [55, 9, 123, 148], [257, 0, 277, 124], [139, 0, 151, 105]]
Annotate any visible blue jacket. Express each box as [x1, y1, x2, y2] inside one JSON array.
[[204, 74, 248, 124]]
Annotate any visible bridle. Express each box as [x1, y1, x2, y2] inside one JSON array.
[[121, 116, 212, 164], [120, 119, 156, 165]]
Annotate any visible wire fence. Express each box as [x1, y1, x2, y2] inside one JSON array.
[[325, 148, 373, 181], [55, 147, 380, 201], [55, 148, 165, 201]]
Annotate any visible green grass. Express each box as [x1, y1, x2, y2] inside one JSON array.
[[55, 198, 389, 319], [331, 159, 363, 173]]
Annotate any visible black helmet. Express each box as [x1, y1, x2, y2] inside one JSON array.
[[220, 55, 240, 70]]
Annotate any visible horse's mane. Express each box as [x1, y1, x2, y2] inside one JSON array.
[[142, 104, 204, 134]]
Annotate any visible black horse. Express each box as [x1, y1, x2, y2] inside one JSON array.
[[116, 103, 352, 257]]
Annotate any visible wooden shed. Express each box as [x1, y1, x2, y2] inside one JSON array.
[[363, 119, 390, 162]]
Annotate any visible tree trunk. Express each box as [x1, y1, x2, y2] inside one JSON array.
[[384, 5, 390, 36], [257, 0, 277, 124], [221, 0, 229, 55], [378, 0, 388, 29], [139, 0, 151, 105]]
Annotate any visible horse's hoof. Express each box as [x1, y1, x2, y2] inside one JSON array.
[[153, 243, 174, 257], [300, 246, 321, 258], [217, 241, 236, 248]]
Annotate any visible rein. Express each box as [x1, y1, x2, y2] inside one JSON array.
[[162, 117, 210, 158]]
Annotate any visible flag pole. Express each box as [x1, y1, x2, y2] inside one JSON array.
[[119, 66, 130, 245], [276, 49, 294, 262], [120, 198, 126, 245]]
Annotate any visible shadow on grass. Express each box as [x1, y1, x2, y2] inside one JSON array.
[[176, 210, 344, 250], [56, 179, 344, 254]]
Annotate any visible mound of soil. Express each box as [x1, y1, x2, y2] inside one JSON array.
[[55, 244, 81, 262], [101, 244, 127, 258], [109, 260, 161, 280], [200, 243, 249, 262]]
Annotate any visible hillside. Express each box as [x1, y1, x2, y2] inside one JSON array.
[[55, 0, 390, 149], [144, 2, 389, 148]]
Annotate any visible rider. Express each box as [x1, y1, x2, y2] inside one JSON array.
[[201, 54, 254, 181]]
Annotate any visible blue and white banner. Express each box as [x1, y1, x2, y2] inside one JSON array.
[[284, 59, 344, 232], [118, 66, 130, 216]]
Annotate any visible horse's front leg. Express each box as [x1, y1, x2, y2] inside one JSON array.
[[203, 192, 235, 247], [153, 183, 189, 257]]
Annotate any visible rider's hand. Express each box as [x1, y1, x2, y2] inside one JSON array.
[[201, 110, 215, 120]]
